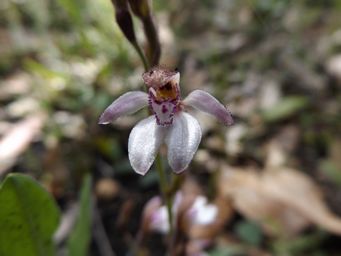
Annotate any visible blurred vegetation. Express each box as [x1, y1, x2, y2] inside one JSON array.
[[0, 0, 341, 255]]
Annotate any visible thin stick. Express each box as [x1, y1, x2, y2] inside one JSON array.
[[93, 204, 116, 256]]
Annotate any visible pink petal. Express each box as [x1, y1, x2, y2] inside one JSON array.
[[128, 116, 166, 175], [98, 91, 148, 124], [165, 112, 202, 173], [183, 90, 234, 126]]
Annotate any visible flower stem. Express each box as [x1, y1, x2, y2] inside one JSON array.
[[132, 42, 149, 72], [155, 154, 174, 238]]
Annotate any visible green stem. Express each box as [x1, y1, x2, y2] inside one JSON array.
[[133, 43, 149, 71], [155, 154, 173, 238], [130, 24, 174, 247]]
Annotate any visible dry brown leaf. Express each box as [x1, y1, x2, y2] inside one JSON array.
[[219, 167, 309, 236], [0, 114, 45, 176], [219, 166, 341, 236], [264, 168, 341, 235]]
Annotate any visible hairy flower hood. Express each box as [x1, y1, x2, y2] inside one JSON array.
[[99, 67, 233, 175]]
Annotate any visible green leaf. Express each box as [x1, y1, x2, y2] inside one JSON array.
[[208, 245, 246, 256], [0, 173, 60, 256], [272, 230, 327, 255], [235, 220, 263, 246], [67, 174, 92, 256], [261, 96, 309, 122]]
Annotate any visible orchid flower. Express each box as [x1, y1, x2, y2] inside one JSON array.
[[148, 192, 183, 233], [186, 196, 218, 226], [99, 67, 233, 175], [148, 193, 218, 234]]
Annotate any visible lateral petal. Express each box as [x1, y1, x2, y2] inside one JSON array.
[[183, 90, 234, 126], [99, 91, 148, 124], [165, 112, 202, 173], [128, 116, 166, 175]]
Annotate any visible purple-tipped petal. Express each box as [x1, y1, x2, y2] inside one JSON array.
[[128, 116, 166, 175], [183, 90, 234, 126], [165, 112, 202, 173], [99, 91, 148, 124]]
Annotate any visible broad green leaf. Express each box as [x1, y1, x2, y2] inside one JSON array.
[[261, 96, 309, 122], [67, 174, 92, 256], [0, 173, 60, 256]]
